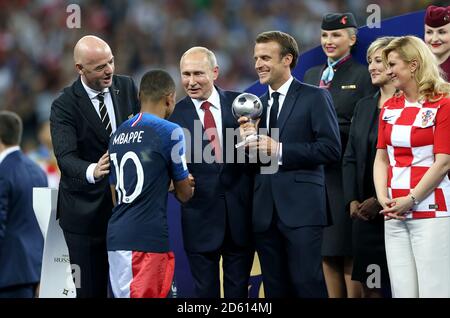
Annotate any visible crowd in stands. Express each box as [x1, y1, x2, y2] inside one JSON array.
[[0, 0, 436, 150]]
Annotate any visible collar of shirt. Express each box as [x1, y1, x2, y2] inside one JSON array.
[[266, 76, 294, 129], [269, 76, 293, 102], [80, 77, 117, 133], [80, 77, 109, 101], [191, 86, 221, 112], [0, 146, 20, 165], [191, 87, 223, 147]]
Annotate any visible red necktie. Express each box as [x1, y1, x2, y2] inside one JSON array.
[[201, 101, 221, 162]]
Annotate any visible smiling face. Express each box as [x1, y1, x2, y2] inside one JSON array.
[[320, 28, 356, 61], [385, 50, 417, 91], [368, 49, 390, 87], [424, 23, 450, 61], [180, 51, 218, 100], [254, 41, 291, 90], [76, 45, 114, 91]]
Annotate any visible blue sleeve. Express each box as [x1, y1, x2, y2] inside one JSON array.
[[0, 177, 10, 244], [108, 150, 117, 186], [168, 126, 189, 181]]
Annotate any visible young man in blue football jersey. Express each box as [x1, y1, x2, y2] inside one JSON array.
[[107, 70, 194, 298]]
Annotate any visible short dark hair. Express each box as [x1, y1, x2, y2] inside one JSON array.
[[0, 111, 22, 146], [256, 31, 299, 70], [139, 70, 176, 103]]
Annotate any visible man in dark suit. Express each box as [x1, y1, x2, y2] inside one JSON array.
[[50, 35, 140, 298], [240, 31, 341, 297], [0, 111, 48, 298], [169, 46, 254, 298]]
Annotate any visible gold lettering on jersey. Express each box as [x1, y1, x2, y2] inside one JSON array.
[[341, 85, 357, 89]]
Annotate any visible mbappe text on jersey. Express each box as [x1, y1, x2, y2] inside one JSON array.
[[112, 131, 144, 145]]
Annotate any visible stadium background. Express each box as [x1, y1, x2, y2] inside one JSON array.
[[0, 0, 446, 297]]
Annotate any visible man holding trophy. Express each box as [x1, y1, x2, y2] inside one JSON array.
[[239, 31, 341, 297], [169, 47, 254, 298]]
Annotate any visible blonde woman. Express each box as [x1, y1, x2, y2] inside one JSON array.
[[343, 36, 396, 298], [374, 35, 450, 297]]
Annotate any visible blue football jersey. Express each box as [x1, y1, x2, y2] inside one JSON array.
[[107, 113, 188, 252]]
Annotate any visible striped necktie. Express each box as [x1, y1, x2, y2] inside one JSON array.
[[97, 92, 112, 136]]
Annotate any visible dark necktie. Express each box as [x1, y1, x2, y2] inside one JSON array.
[[268, 91, 280, 137], [97, 92, 112, 136], [200, 101, 221, 162]]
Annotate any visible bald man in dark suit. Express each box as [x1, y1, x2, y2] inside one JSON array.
[[50, 35, 140, 298]]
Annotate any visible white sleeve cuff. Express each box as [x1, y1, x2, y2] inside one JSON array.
[[278, 142, 282, 165], [86, 163, 97, 184]]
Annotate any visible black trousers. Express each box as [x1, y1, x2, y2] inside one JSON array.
[[0, 284, 36, 298], [186, 199, 254, 298], [255, 211, 328, 298], [63, 230, 109, 298]]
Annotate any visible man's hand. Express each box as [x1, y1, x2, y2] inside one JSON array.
[[188, 174, 195, 187], [238, 116, 258, 141], [247, 134, 278, 156], [94, 151, 110, 180], [188, 174, 195, 196]]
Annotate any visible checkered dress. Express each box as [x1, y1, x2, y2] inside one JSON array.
[[377, 94, 450, 219]]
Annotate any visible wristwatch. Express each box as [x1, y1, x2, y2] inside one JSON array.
[[409, 193, 419, 205]]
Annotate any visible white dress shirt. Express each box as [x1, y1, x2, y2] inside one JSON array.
[[266, 76, 294, 165], [191, 87, 223, 148], [266, 76, 294, 128], [81, 79, 117, 184]]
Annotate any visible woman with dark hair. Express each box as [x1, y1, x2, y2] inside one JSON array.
[[424, 5, 450, 80]]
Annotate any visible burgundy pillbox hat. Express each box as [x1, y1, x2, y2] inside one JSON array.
[[425, 5, 450, 28]]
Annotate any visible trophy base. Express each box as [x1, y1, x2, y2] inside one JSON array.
[[235, 134, 259, 149]]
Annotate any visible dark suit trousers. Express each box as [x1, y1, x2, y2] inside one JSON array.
[[63, 230, 109, 298], [186, 197, 254, 298], [0, 284, 36, 298], [255, 210, 328, 298]]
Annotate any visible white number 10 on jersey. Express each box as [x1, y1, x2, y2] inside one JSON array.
[[110, 151, 144, 204]]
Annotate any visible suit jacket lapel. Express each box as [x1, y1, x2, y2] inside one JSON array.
[[259, 92, 269, 130], [74, 78, 109, 142], [181, 97, 201, 136], [360, 93, 380, 161], [218, 88, 236, 164], [109, 80, 122, 124], [179, 97, 213, 164], [277, 79, 300, 136]]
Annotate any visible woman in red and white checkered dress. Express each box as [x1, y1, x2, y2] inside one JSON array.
[[374, 35, 450, 298]]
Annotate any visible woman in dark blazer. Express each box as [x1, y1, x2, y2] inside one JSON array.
[[342, 37, 396, 297], [304, 12, 375, 298]]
